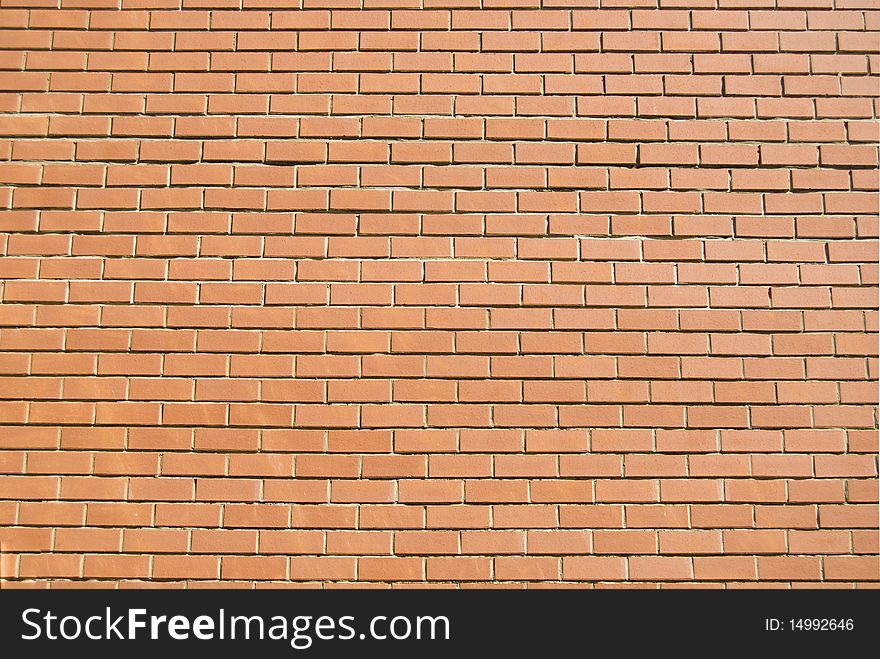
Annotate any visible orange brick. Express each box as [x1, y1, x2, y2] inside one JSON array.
[[0, 6, 874, 590]]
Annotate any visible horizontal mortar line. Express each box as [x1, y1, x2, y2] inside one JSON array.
[[2, 428, 869, 434], [4, 206, 872, 212]]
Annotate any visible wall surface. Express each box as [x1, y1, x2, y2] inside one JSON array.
[[0, 0, 878, 588]]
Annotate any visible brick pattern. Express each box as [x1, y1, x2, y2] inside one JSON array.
[[0, 0, 878, 588]]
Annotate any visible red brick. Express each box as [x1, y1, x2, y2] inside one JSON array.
[[0, 4, 874, 590]]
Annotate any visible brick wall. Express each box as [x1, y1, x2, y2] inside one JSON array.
[[0, 0, 878, 587]]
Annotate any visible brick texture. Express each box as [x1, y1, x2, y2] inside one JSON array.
[[0, 0, 878, 588]]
